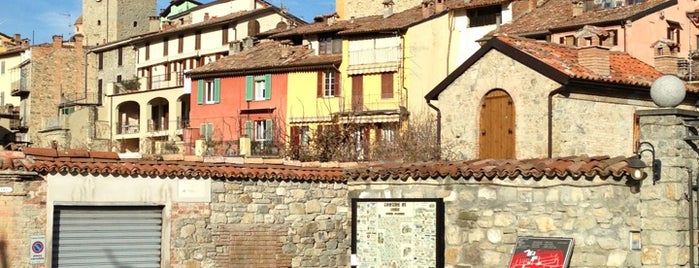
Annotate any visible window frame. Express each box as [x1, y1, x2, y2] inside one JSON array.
[[204, 80, 215, 104], [324, 71, 335, 97]]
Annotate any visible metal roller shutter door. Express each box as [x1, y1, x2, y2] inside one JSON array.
[[52, 206, 163, 268]]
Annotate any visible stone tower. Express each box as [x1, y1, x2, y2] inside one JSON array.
[[336, 0, 424, 19], [81, 0, 156, 46]]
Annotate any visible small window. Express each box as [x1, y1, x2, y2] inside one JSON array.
[[318, 35, 342, 54], [1, 61, 5, 74], [195, 30, 202, 50], [323, 71, 336, 97], [61, 107, 75, 115], [97, 20, 101, 26], [255, 120, 271, 141], [98, 53, 104, 70], [178, 34, 184, 53], [200, 123, 214, 140], [133, 21, 138, 27], [467, 5, 502, 27], [145, 42, 150, 60], [163, 37, 169, 57], [222, 25, 229, 45], [255, 78, 266, 100], [205, 80, 215, 104], [116, 75, 122, 82], [117, 47, 123, 66]]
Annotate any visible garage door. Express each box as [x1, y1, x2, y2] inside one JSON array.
[[52, 206, 163, 268]]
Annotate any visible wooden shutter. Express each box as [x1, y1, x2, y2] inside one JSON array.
[[332, 38, 342, 54], [163, 37, 168, 56], [381, 73, 393, 98], [334, 71, 341, 96], [291, 126, 300, 146], [265, 119, 273, 140], [244, 120, 252, 138], [213, 78, 221, 103], [319, 38, 328, 54], [317, 72, 323, 97], [264, 74, 272, 99], [197, 80, 204, 104], [245, 76, 254, 101], [222, 25, 229, 45]]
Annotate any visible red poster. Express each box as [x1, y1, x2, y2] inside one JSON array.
[[509, 237, 574, 268]]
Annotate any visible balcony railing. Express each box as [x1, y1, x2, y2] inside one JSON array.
[[118, 124, 140, 134], [60, 91, 102, 107], [341, 94, 402, 113], [348, 45, 401, 66], [148, 119, 169, 132], [251, 140, 279, 156], [140, 72, 185, 91]]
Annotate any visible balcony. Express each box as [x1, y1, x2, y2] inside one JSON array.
[[348, 45, 401, 66], [140, 72, 185, 92], [118, 124, 140, 135], [59, 91, 102, 107], [341, 94, 402, 114], [250, 140, 279, 156], [10, 79, 28, 97]]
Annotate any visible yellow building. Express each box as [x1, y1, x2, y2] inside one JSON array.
[[269, 0, 517, 160]]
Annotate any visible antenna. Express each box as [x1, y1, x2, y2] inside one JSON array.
[[60, 12, 72, 37]]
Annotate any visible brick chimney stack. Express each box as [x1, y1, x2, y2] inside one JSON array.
[[13, 34, 20, 45], [422, 0, 435, 18], [74, 34, 84, 55], [572, 0, 584, 17], [52, 35, 63, 50], [435, 0, 445, 13], [577, 37, 610, 77]]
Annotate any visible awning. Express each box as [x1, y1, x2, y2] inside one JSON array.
[[347, 62, 399, 75]]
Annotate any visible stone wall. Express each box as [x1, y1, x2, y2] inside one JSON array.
[[171, 179, 350, 267], [0, 173, 46, 268], [349, 176, 644, 267]]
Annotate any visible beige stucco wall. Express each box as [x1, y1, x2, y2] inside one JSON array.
[[0, 51, 23, 106]]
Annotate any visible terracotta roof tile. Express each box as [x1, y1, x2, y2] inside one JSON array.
[[0, 148, 640, 182], [496, 35, 668, 88], [188, 40, 341, 76], [496, 0, 673, 35], [267, 0, 510, 38], [346, 155, 639, 181]]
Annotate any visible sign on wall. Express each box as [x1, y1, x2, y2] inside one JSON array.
[[29, 235, 46, 264], [351, 198, 444, 268], [508, 236, 574, 268]]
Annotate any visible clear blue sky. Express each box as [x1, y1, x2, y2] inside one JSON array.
[[0, 0, 334, 45]]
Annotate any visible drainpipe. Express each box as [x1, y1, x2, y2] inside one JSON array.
[[689, 168, 695, 268], [547, 86, 567, 158], [427, 100, 441, 157]]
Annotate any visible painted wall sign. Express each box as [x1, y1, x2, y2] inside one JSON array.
[[29, 235, 46, 264], [509, 236, 574, 268], [0, 186, 13, 193], [351, 198, 444, 268]]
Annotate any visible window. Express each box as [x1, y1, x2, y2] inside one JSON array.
[[248, 20, 260, 36], [222, 25, 229, 45], [116, 75, 122, 82], [98, 52, 104, 70], [145, 42, 150, 60], [178, 34, 184, 53], [195, 30, 201, 50], [98, 79, 103, 93], [381, 72, 394, 98], [165, 63, 171, 80], [117, 47, 123, 66], [667, 20, 681, 48], [1, 61, 4, 74], [603, 30, 618, 46], [197, 79, 220, 104], [246, 74, 271, 101], [200, 123, 214, 140], [163, 37, 169, 56], [97, 20, 101, 26], [467, 5, 501, 27], [254, 120, 273, 141], [318, 71, 340, 98], [133, 21, 138, 27], [61, 107, 75, 115], [318, 35, 342, 54]]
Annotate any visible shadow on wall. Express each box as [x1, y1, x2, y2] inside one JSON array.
[[0, 126, 14, 147], [0, 234, 9, 268]]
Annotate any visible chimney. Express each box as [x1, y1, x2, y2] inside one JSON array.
[[74, 34, 84, 54], [204, 13, 210, 21], [229, 40, 243, 55], [655, 55, 680, 75], [578, 40, 610, 77], [422, 0, 435, 18], [21, 39, 29, 49], [572, 0, 584, 17], [52, 35, 63, 49], [383, 0, 394, 18], [435, 0, 445, 13], [13, 34, 20, 44], [280, 41, 292, 59]]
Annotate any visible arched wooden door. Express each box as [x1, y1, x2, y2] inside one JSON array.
[[479, 89, 515, 159]]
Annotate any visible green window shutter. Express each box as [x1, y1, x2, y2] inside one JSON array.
[[245, 76, 253, 101], [197, 80, 204, 104], [265, 119, 273, 140], [245, 120, 252, 138], [264, 74, 272, 100], [213, 78, 221, 103]]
